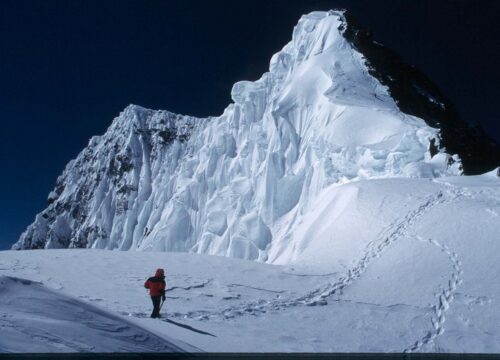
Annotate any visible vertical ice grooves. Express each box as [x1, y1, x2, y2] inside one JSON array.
[[14, 11, 461, 258]]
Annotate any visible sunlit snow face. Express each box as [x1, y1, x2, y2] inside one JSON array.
[[16, 11, 460, 261]]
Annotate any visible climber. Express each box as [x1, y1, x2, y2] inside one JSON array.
[[144, 268, 167, 318]]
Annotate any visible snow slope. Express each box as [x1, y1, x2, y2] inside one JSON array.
[[0, 276, 196, 353], [14, 10, 462, 257], [3, 173, 500, 352], [7, 8, 499, 353]]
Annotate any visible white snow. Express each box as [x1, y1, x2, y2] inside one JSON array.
[[15, 10, 461, 258], [0, 276, 197, 353], [6, 7, 499, 354], [3, 172, 500, 352]]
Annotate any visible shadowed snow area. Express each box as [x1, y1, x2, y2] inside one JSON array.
[[0, 276, 195, 353], [15, 10, 463, 257], [4, 8, 500, 353], [2, 173, 500, 352]]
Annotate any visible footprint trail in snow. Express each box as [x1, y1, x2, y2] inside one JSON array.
[[133, 189, 464, 328]]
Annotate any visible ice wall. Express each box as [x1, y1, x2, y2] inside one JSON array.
[[14, 11, 461, 261]]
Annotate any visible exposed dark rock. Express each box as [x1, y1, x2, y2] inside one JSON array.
[[342, 11, 500, 175], [158, 129, 177, 144], [178, 133, 190, 143], [117, 184, 138, 194], [429, 138, 439, 158], [108, 153, 133, 177]]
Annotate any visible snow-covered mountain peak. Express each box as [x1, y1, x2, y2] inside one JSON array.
[[107, 104, 190, 133], [15, 10, 496, 259], [236, 10, 394, 111]]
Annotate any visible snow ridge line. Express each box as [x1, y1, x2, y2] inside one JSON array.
[[296, 190, 455, 305], [404, 234, 463, 353], [163, 189, 462, 321]]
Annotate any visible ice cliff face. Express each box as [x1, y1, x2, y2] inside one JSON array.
[[15, 10, 480, 259]]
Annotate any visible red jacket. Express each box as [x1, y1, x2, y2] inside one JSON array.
[[144, 271, 166, 297]]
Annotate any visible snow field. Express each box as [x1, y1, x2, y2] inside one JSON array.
[[0, 276, 196, 353], [3, 174, 500, 352]]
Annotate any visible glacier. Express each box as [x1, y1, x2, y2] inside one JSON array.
[[15, 10, 485, 260], [3, 170, 500, 352]]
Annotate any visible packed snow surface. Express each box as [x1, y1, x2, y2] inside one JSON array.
[[0, 276, 196, 352], [6, 8, 499, 354], [15, 10, 461, 256], [3, 174, 500, 352]]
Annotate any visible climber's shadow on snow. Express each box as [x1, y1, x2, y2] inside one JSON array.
[[0, 276, 196, 353], [165, 318, 217, 337]]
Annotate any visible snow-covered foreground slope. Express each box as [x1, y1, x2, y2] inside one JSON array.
[[0, 276, 196, 353], [15, 10, 468, 256], [3, 174, 499, 352]]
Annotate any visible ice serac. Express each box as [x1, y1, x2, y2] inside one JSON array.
[[16, 10, 490, 260], [341, 12, 500, 175]]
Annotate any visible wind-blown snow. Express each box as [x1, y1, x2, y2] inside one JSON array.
[[0, 276, 196, 353], [3, 172, 500, 352], [5, 8, 500, 353], [14, 10, 462, 257]]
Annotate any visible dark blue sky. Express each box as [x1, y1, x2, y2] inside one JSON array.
[[1, 0, 499, 250]]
